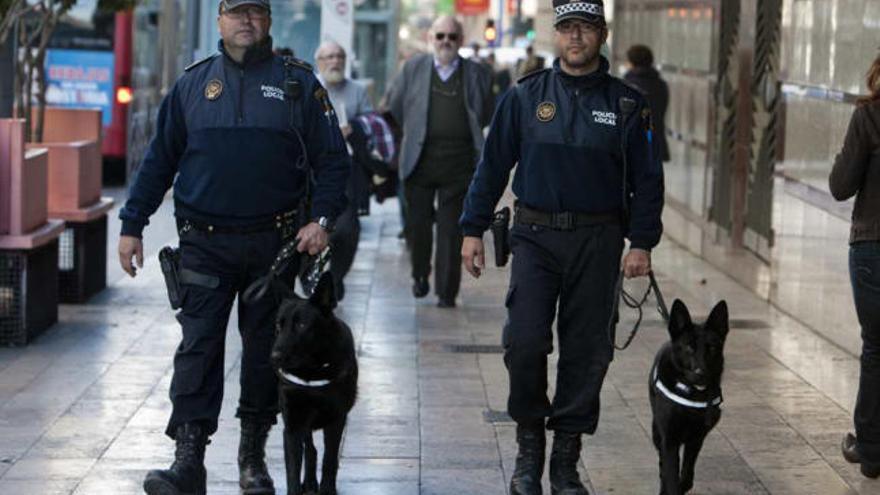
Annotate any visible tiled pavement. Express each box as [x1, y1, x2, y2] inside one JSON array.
[[0, 197, 878, 494]]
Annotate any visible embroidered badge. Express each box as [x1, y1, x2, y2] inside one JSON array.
[[261, 85, 285, 102], [592, 110, 617, 127], [536, 101, 556, 122], [205, 79, 223, 100]]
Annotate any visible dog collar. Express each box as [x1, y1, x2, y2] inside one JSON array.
[[277, 368, 331, 388], [652, 366, 722, 409]]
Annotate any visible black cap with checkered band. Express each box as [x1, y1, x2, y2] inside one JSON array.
[[553, 0, 606, 27]]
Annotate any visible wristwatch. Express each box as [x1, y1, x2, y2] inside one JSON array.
[[312, 216, 334, 232]]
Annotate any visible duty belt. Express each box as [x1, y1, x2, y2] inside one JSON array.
[[178, 209, 298, 235], [514, 205, 620, 230]]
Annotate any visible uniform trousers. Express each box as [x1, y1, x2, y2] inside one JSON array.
[[504, 220, 623, 433], [167, 226, 298, 439]]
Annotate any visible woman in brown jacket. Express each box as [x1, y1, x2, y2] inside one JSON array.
[[832, 53, 880, 479]]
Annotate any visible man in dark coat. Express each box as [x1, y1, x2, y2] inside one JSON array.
[[624, 44, 670, 162]]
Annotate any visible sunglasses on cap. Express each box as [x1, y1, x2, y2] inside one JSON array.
[[435, 32, 460, 42]]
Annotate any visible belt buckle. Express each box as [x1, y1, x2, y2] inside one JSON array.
[[553, 212, 574, 231]]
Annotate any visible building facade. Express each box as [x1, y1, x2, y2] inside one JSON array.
[[612, 0, 880, 353]]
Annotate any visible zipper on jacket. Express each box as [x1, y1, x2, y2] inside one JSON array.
[[566, 88, 579, 143], [238, 68, 245, 124]]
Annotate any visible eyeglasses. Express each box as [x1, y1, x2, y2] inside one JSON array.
[[556, 20, 601, 35], [222, 6, 270, 21], [435, 32, 461, 42]]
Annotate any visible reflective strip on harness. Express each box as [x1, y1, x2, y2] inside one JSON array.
[[652, 366, 722, 409], [276, 368, 331, 388]]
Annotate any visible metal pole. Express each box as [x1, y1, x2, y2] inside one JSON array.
[[515, 0, 522, 38], [0, 29, 16, 118], [497, 0, 504, 46]]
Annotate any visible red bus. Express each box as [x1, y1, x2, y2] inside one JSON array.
[[46, 2, 133, 179]]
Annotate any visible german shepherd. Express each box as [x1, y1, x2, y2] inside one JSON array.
[[649, 299, 729, 495], [270, 272, 358, 495]]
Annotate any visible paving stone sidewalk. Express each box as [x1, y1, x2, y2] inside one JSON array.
[[0, 198, 877, 494]]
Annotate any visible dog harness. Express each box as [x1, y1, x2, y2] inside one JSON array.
[[652, 365, 722, 409], [276, 364, 332, 388]]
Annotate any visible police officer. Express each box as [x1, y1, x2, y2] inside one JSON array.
[[117, 1, 349, 494], [460, 1, 664, 494]]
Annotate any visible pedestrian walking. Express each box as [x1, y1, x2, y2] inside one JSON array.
[[624, 44, 670, 162], [315, 40, 373, 301], [117, 1, 349, 493], [833, 52, 880, 480], [386, 14, 493, 308], [460, 1, 664, 493]]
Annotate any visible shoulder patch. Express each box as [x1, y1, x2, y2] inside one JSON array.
[[516, 68, 550, 85], [185, 53, 218, 72], [314, 86, 335, 114], [283, 56, 313, 72]]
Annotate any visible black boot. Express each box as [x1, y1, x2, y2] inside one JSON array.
[[239, 420, 275, 494], [549, 431, 589, 495], [510, 422, 546, 495], [143, 423, 208, 495]]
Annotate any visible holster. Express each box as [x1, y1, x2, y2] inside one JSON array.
[[491, 207, 512, 267], [159, 246, 182, 310]]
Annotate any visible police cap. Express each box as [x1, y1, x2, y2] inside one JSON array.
[[219, 0, 271, 14], [553, 0, 606, 27]]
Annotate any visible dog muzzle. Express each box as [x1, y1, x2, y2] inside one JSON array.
[[276, 366, 332, 388]]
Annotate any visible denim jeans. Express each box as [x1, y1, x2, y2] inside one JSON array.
[[851, 241, 880, 463]]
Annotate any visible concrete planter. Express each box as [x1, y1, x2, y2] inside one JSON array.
[[26, 140, 102, 215]]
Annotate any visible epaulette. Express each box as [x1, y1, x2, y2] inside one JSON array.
[[283, 56, 313, 72], [185, 53, 218, 72], [516, 68, 551, 85]]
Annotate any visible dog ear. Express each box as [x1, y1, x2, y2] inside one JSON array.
[[669, 299, 692, 340], [309, 271, 337, 313], [706, 300, 729, 339]]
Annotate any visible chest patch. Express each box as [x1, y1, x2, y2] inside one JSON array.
[[592, 110, 617, 127], [536, 101, 556, 122], [261, 85, 285, 102], [205, 79, 223, 101]]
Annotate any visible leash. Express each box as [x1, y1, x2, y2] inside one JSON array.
[[609, 270, 670, 350], [242, 238, 330, 303]]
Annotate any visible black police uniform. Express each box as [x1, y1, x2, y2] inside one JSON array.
[[460, 56, 664, 434], [119, 37, 349, 438]]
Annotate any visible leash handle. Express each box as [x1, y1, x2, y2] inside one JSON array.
[[610, 269, 669, 351], [649, 271, 670, 322], [243, 237, 304, 303]]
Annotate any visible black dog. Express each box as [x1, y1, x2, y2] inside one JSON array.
[[270, 272, 358, 495], [649, 299, 729, 495]]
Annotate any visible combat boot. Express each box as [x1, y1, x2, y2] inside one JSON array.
[[549, 431, 589, 495], [510, 422, 546, 495], [143, 423, 208, 495], [239, 420, 275, 494]]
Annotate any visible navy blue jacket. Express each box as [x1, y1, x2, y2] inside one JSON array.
[[460, 57, 664, 250], [119, 39, 350, 237]]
